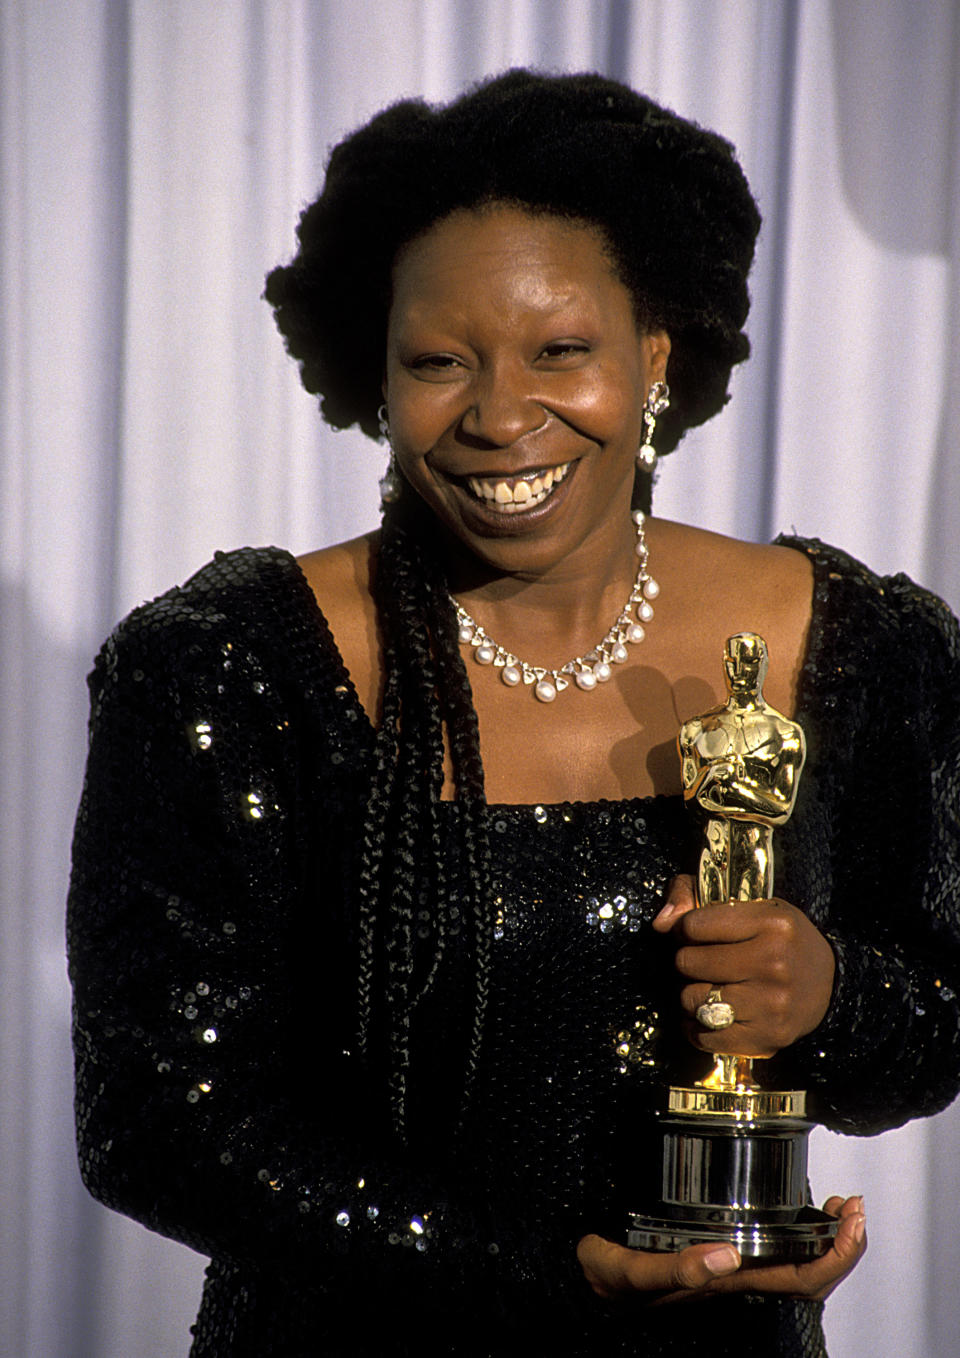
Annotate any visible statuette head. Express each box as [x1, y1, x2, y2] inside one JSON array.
[[723, 632, 768, 695]]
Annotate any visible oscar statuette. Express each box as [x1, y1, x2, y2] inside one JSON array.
[[628, 633, 838, 1261]]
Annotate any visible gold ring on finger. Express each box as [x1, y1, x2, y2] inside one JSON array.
[[696, 985, 736, 1031]]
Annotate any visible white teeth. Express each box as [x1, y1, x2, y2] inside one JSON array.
[[465, 462, 570, 511]]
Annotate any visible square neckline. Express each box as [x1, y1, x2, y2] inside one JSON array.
[[286, 536, 828, 812]]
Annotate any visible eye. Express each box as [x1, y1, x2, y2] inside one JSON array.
[[539, 341, 589, 361], [408, 353, 462, 372]]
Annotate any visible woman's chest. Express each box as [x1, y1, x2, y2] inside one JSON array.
[[465, 661, 700, 804]]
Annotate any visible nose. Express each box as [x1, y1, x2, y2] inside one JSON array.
[[459, 361, 547, 447]]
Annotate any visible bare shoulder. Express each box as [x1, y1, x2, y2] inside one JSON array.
[[718, 532, 813, 617], [296, 532, 380, 715], [653, 517, 812, 605], [648, 519, 814, 714], [297, 532, 378, 608]]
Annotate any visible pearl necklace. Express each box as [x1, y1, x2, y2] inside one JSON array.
[[451, 511, 659, 703]]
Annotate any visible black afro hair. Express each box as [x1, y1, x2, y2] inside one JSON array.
[[265, 69, 761, 456]]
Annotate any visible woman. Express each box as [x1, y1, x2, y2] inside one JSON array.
[[68, 71, 960, 1355]]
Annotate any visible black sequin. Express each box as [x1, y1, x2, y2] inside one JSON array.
[[67, 539, 960, 1356]]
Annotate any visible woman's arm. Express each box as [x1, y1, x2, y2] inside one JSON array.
[[68, 599, 421, 1274], [784, 575, 960, 1131], [66, 559, 593, 1332]]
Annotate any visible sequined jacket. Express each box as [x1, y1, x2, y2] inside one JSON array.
[[68, 538, 960, 1357]]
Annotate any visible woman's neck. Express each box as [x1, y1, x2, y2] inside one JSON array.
[[441, 511, 646, 668]]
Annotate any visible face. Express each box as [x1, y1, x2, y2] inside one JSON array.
[[725, 635, 768, 693], [383, 207, 670, 579]]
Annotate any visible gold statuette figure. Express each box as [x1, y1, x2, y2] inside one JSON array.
[[678, 632, 804, 1096], [628, 632, 837, 1260], [680, 631, 805, 908]]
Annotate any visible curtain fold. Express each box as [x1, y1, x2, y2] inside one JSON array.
[[3, 3, 958, 1353]]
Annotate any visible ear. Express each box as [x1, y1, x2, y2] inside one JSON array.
[[645, 329, 671, 384]]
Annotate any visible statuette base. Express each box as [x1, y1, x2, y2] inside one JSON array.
[[628, 1108, 838, 1262], [627, 1204, 839, 1261]]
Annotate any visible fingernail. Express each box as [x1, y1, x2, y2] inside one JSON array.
[[853, 1214, 866, 1244], [654, 903, 677, 924], [703, 1245, 740, 1275]]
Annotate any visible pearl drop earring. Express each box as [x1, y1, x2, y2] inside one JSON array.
[[636, 381, 670, 473], [377, 403, 402, 507]]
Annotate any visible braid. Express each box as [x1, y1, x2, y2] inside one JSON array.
[[383, 549, 445, 1136], [355, 665, 399, 1063], [357, 499, 492, 1143], [425, 570, 493, 1124]]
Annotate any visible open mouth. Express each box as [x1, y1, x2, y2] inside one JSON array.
[[463, 462, 571, 514]]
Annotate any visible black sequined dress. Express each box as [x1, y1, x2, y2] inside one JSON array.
[[68, 538, 960, 1356]]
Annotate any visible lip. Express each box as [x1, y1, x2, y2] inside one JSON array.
[[464, 461, 571, 513], [440, 459, 579, 535]]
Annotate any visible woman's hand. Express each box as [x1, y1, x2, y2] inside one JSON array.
[[577, 1195, 866, 1305], [652, 875, 836, 1056]]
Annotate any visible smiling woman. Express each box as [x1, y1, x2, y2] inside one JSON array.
[[67, 70, 960, 1357], [384, 209, 666, 571]]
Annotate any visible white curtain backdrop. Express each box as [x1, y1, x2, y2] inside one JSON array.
[[3, 2, 959, 1354]]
